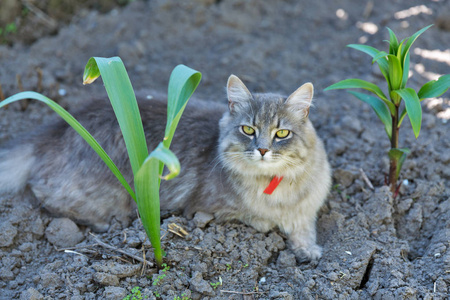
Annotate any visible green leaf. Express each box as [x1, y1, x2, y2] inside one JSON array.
[[348, 91, 392, 139], [347, 44, 389, 79], [396, 41, 403, 59], [0, 91, 136, 200], [388, 148, 410, 180], [387, 27, 399, 55], [401, 51, 410, 88], [398, 108, 407, 128], [418, 74, 450, 100], [135, 143, 180, 267], [401, 24, 433, 62], [83, 57, 148, 175], [372, 51, 389, 64], [325, 78, 395, 115], [83, 57, 101, 85], [164, 65, 202, 149], [324, 78, 389, 102], [347, 44, 380, 56], [387, 54, 403, 92], [394, 88, 422, 138]]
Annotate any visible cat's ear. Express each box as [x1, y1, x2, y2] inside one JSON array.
[[227, 75, 253, 114], [285, 82, 314, 118]]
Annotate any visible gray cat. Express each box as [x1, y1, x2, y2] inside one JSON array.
[[0, 75, 331, 262]]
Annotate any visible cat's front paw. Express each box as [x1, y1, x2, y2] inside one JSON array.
[[293, 244, 322, 264]]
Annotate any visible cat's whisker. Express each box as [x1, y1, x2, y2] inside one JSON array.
[[209, 152, 243, 175], [209, 156, 225, 175], [209, 153, 227, 167]]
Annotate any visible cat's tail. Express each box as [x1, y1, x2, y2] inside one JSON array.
[[0, 144, 35, 195]]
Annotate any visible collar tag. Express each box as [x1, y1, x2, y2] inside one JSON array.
[[263, 176, 283, 195]]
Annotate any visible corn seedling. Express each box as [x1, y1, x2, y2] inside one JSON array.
[[325, 25, 450, 193], [1, 57, 201, 268]]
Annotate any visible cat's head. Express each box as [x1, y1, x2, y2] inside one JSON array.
[[219, 75, 317, 178]]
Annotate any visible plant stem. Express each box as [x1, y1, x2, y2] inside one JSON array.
[[389, 106, 400, 193]]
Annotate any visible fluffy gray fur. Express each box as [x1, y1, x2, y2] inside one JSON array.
[[0, 75, 331, 262]]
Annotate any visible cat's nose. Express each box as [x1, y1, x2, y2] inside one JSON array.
[[258, 148, 269, 156]]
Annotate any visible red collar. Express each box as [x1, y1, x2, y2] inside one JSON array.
[[263, 176, 283, 195]]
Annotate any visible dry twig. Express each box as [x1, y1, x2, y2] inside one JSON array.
[[36, 67, 43, 92], [63, 250, 88, 257], [16, 74, 30, 110], [140, 245, 147, 276], [16, 74, 24, 92], [0, 82, 7, 109], [168, 223, 189, 238], [0, 82, 5, 101], [55, 243, 98, 252], [21, 0, 57, 28], [220, 290, 267, 295], [363, 0, 374, 18], [359, 168, 374, 190], [89, 233, 154, 267]]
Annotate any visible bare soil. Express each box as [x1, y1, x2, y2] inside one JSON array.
[[0, 0, 449, 299]]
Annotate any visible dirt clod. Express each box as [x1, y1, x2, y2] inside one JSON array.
[[44, 218, 84, 248], [0, 221, 17, 247]]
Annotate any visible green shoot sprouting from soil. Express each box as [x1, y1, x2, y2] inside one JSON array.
[[325, 25, 450, 194], [1, 57, 202, 268], [123, 286, 146, 300]]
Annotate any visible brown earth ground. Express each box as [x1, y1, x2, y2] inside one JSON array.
[[0, 0, 449, 299]]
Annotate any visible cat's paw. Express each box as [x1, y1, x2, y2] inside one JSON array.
[[293, 244, 322, 264]]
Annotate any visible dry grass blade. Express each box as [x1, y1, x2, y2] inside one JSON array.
[[89, 233, 154, 267], [168, 223, 189, 238], [0, 82, 5, 101], [359, 168, 374, 190], [220, 290, 268, 295], [21, 0, 57, 28]]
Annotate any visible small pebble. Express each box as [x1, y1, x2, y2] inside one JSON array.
[[58, 88, 67, 96], [45, 218, 84, 248]]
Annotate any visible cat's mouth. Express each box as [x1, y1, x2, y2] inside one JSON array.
[[252, 154, 278, 165], [252, 149, 273, 162]]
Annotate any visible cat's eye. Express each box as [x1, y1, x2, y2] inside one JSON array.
[[276, 129, 290, 138], [242, 125, 255, 135]]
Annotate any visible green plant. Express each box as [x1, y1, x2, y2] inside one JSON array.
[[332, 184, 342, 193], [325, 25, 450, 193], [152, 263, 170, 286], [4, 22, 17, 35], [123, 286, 147, 300], [225, 263, 232, 271], [210, 277, 223, 289], [238, 261, 249, 268], [173, 293, 191, 300], [1, 57, 201, 268], [0, 22, 18, 42]]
